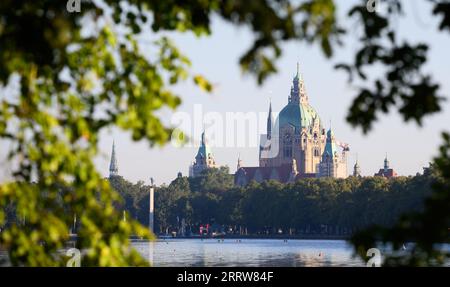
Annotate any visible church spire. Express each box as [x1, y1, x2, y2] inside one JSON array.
[[384, 153, 389, 172], [109, 140, 118, 178], [267, 99, 273, 139]]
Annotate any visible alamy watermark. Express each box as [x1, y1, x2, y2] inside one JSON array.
[[366, 248, 382, 267], [169, 104, 280, 159], [66, 248, 81, 267], [66, 0, 81, 13], [366, 0, 389, 13]]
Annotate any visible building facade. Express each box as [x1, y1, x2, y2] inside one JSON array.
[[235, 64, 349, 186]]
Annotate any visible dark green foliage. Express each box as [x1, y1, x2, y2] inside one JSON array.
[[116, 168, 435, 240], [351, 134, 450, 266]]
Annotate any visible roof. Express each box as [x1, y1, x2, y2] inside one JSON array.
[[276, 102, 320, 132], [374, 168, 397, 178]]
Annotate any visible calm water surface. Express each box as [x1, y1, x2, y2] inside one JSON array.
[[2, 239, 448, 266], [132, 239, 365, 267]]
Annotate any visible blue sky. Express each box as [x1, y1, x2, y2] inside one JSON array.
[[2, 1, 450, 185], [96, 1, 450, 185]]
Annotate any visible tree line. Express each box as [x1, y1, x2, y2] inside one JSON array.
[[109, 166, 435, 237]]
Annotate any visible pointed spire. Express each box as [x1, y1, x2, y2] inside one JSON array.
[[237, 153, 242, 170], [289, 62, 308, 104], [267, 98, 273, 139], [201, 129, 206, 146], [109, 140, 118, 178], [192, 129, 216, 177], [384, 153, 389, 171], [353, 153, 361, 177]]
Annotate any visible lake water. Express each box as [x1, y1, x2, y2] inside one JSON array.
[[132, 239, 365, 267], [2, 239, 448, 266]]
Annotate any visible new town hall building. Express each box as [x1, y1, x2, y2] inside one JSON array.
[[235, 64, 349, 185], [187, 64, 397, 185]]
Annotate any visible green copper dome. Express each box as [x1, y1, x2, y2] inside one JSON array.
[[276, 102, 320, 131]]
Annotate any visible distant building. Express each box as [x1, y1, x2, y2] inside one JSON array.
[[352, 159, 362, 177], [109, 141, 119, 178], [316, 128, 348, 178], [374, 155, 397, 178], [235, 64, 349, 185], [189, 131, 217, 177]]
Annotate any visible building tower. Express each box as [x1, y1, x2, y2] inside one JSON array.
[[384, 154, 390, 173], [374, 153, 397, 178], [267, 99, 273, 140], [237, 153, 243, 170], [353, 158, 361, 177], [109, 140, 119, 178], [189, 130, 217, 177], [317, 128, 348, 178]]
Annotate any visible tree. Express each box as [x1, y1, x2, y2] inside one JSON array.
[[1, 0, 449, 266], [190, 167, 234, 192]]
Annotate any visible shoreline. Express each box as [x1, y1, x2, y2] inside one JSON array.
[[67, 234, 352, 242], [151, 234, 351, 241]]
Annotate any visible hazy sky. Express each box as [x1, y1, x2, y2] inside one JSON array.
[[1, 1, 450, 185]]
